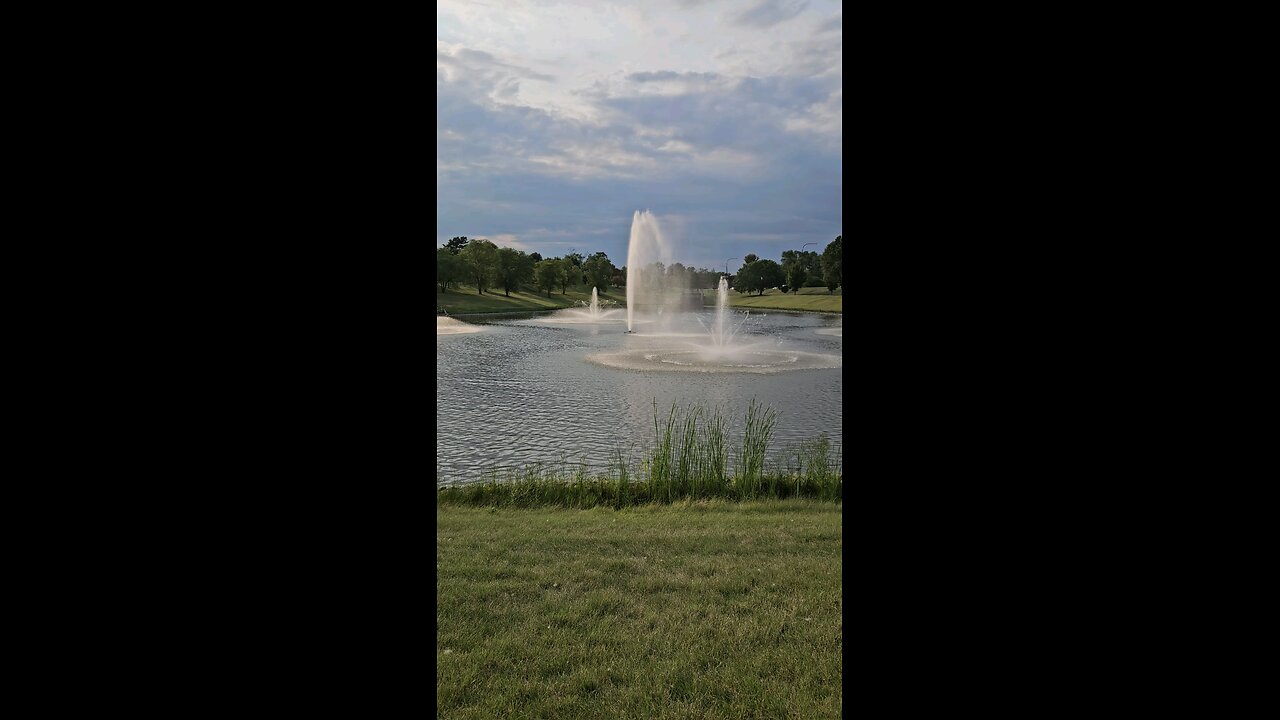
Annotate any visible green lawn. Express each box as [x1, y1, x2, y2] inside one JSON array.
[[438, 285, 627, 315], [437, 500, 842, 719], [706, 286, 842, 313]]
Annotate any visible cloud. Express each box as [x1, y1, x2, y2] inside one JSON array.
[[627, 70, 721, 83], [436, 0, 842, 265], [486, 234, 532, 250], [730, 0, 809, 28]]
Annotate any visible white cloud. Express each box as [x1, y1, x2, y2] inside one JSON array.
[[436, 0, 842, 263], [487, 234, 531, 250]]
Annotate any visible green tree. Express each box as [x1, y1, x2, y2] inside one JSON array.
[[437, 247, 466, 293], [781, 253, 808, 292], [534, 258, 562, 297], [495, 247, 535, 297], [529, 252, 543, 263], [802, 251, 822, 285], [667, 262, 690, 289], [736, 259, 784, 296], [558, 257, 581, 293], [460, 239, 498, 294], [821, 236, 842, 293], [445, 236, 469, 254], [781, 249, 822, 285], [743, 253, 759, 265], [582, 252, 616, 291]]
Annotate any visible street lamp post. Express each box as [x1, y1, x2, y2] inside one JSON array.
[[725, 257, 739, 275]]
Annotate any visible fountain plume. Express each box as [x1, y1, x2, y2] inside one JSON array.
[[625, 210, 672, 332]]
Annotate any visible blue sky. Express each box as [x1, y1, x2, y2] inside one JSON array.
[[437, 0, 841, 274]]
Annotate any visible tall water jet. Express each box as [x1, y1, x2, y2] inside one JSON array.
[[625, 210, 672, 332], [589, 287, 599, 317]]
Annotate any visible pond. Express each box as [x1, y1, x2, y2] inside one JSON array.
[[436, 309, 842, 485]]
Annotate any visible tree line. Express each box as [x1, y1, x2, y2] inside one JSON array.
[[437, 234, 842, 297], [733, 236, 842, 296], [437, 238, 623, 297]]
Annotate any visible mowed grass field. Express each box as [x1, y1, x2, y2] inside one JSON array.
[[437, 285, 626, 315], [710, 286, 842, 313], [437, 500, 842, 719]]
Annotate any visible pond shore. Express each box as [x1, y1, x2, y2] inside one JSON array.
[[437, 286, 626, 315], [704, 287, 842, 313], [437, 500, 842, 718]]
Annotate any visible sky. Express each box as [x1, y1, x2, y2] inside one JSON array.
[[437, 0, 841, 274]]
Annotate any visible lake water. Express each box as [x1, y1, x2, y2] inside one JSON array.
[[436, 309, 842, 485]]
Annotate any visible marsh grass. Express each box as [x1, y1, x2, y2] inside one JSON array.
[[438, 400, 841, 508]]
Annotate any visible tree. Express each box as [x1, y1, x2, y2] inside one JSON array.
[[495, 247, 535, 297], [582, 252, 616, 291], [735, 259, 784, 296], [460, 239, 498, 294], [667, 262, 690, 289], [445, 236, 469, 254], [529, 252, 543, 263], [801, 251, 822, 285], [534, 258, 562, 297], [564, 251, 584, 269], [782, 249, 822, 285], [437, 247, 466, 293], [695, 268, 720, 289], [782, 254, 808, 292], [743, 253, 759, 265], [558, 258, 581, 294], [821, 235, 842, 293]]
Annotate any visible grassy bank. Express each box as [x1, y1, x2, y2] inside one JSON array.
[[437, 285, 626, 314], [437, 500, 842, 719], [706, 286, 842, 313], [438, 401, 842, 508]]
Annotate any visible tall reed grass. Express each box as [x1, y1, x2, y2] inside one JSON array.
[[437, 400, 841, 508]]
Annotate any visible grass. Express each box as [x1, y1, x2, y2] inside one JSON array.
[[438, 401, 842, 508], [706, 286, 842, 313], [436, 499, 842, 719], [438, 285, 626, 315]]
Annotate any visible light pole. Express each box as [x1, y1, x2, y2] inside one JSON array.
[[725, 257, 739, 276], [801, 242, 816, 252]]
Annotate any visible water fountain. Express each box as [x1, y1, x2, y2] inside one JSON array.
[[567, 287, 623, 322], [588, 215, 842, 373], [626, 209, 672, 333], [525, 286, 625, 325]]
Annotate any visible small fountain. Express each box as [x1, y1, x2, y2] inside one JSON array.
[[526, 286, 625, 325], [576, 287, 616, 321], [704, 277, 740, 349]]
